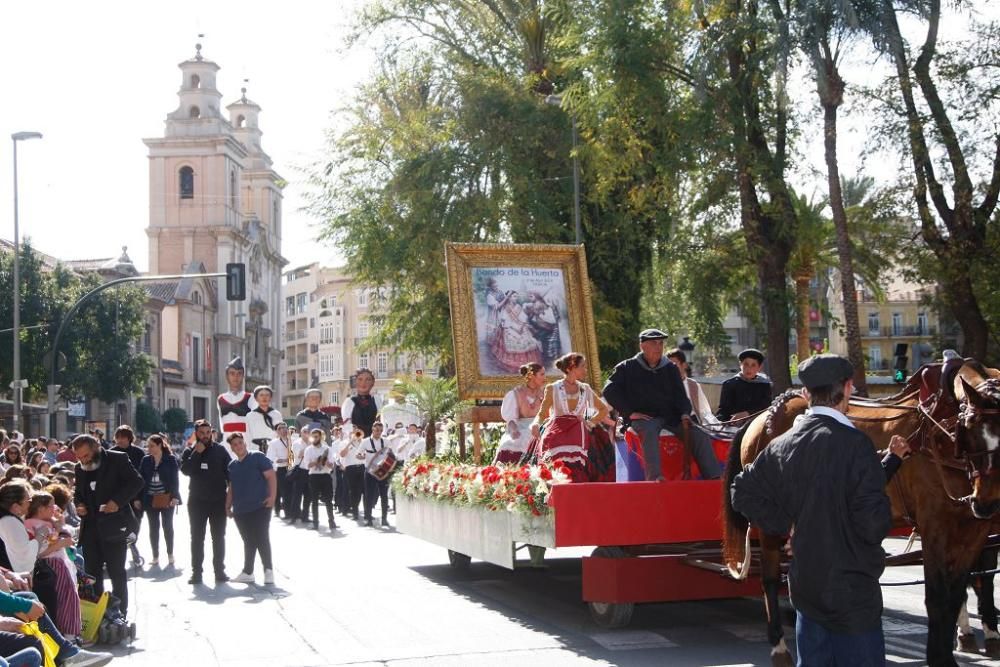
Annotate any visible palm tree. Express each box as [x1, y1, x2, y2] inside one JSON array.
[[789, 192, 834, 362], [392, 375, 471, 456]]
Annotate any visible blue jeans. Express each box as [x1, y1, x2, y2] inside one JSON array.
[[795, 611, 885, 666], [633, 417, 722, 480], [0, 647, 42, 667], [11, 592, 78, 660]]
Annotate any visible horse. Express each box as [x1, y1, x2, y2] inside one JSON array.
[[720, 360, 1000, 667]]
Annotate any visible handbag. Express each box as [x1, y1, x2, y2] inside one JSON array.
[[151, 493, 172, 510]]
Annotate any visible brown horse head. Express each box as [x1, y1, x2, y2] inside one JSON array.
[[955, 370, 1000, 519]]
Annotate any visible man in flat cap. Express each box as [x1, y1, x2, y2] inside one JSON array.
[[716, 348, 773, 423], [730, 354, 893, 664], [218, 356, 257, 453], [603, 329, 721, 480]]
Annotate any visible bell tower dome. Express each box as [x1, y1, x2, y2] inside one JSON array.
[[165, 42, 227, 137]]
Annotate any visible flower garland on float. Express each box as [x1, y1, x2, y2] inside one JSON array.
[[394, 460, 572, 517]]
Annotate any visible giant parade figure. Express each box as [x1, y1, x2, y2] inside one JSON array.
[[218, 356, 257, 449]]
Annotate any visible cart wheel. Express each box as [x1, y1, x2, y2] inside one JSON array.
[[588, 546, 635, 628], [448, 550, 471, 569]]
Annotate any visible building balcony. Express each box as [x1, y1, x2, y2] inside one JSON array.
[[296, 330, 308, 340], [863, 326, 936, 338]]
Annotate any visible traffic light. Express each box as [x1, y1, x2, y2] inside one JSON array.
[[226, 263, 246, 301], [893, 343, 908, 383]]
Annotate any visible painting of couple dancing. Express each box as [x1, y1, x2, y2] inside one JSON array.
[[474, 268, 571, 377]]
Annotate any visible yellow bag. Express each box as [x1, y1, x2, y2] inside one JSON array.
[[19, 621, 59, 667], [79, 591, 109, 643]]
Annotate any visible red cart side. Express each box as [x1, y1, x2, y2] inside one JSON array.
[[397, 479, 763, 628]]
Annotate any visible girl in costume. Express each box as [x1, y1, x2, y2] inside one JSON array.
[[493, 363, 545, 465]]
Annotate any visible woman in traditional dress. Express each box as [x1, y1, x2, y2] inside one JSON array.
[[492, 363, 546, 465], [491, 293, 543, 373], [530, 353, 610, 482]]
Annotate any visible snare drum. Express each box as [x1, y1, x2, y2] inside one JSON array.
[[367, 448, 398, 481]]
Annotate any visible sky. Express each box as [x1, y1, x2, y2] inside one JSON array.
[[0, 0, 370, 273], [1, 1, 997, 277]]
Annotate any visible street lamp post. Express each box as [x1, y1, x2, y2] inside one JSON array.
[[11, 131, 43, 435], [544, 95, 582, 245]]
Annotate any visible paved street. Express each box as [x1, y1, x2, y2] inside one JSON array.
[[102, 516, 998, 666]]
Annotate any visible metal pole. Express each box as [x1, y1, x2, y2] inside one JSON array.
[[11, 139, 20, 435], [47, 271, 226, 437], [571, 117, 582, 245]]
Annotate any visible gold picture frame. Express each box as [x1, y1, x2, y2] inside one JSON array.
[[445, 242, 602, 399]]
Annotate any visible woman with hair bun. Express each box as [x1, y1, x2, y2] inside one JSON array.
[[492, 363, 546, 465], [529, 353, 610, 482]]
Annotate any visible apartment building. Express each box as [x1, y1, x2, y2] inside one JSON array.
[[281, 263, 437, 416]]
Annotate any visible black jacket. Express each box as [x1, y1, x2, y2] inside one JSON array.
[[74, 449, 145, 537], [602, 353, 691, 430], [139, 453, 182, 506], [180, 442, 231, 505], [113, 444, 146, 503], [731, 414, 892, 633], [716, 374, 773, 422]]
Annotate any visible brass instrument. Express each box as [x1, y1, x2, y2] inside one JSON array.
[[353, 428, 364, 440]]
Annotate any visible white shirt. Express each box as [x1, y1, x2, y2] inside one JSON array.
[[805, 406, 855, 429], [302, 443, 332, 474], [360, 437, 388, 467], [246, 407, 283, 453], [291, 437, 310, 471], [392, 434, 425, 461], [0, 516, 38, 573], [266, 437, 291, 468], [340, 438, 366, 467]]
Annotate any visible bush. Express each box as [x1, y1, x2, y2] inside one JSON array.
[[161, 407, 188, 435]]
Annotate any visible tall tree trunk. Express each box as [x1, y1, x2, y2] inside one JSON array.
[[878, 0, 994, 361], [759, 255, 794, 392], [815, 49, 869, 394], [795, 272, 812, 362]]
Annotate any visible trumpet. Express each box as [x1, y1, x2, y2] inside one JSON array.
[[352, 428, 364, 440]]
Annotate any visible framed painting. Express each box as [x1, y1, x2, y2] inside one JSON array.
[[445, 242, 601, 400]]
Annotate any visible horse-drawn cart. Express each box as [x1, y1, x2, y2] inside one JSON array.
[[397, 477, 763, 628]]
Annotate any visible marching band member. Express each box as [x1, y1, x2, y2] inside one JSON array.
[[266, 422, 292, 519], [217, 357, 256, 449], [246, 386, 282, 454], [493, 362, 545, 465], [361, 422, 391, 528], [339, 427, 366, 521], [287, 428, 312, 525], [301, 428, 336, 531], [530, 353, 610, 482], [331, 424, 348, 514]]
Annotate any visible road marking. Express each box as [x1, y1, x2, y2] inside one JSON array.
[[717, 624, 771, 642], [588, 630, 678, 651]]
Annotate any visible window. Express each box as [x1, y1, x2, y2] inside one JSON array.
[[330, 392, 339, 406], [868, 311, 880, 335], [359, 353, 369, 369], [320, 299, 327, 309], [358, 321, 369, 339], [286, 296, 295, 317], [143, 321, 152, 354], [230, 170, 238, 209], [296, 293, 308, 314], [192, 290, 202, 305], [891, 312, 902, 336], [190, 74, 201, 89], [357, 289, 367, 307], [168, 398, 180, 409], [918, 312, 928, 335], [397, 354, 407, 372], [189, 106, 200, 119], [179, 166, 194, 199], [377, 352, 388, 375], [319, 353, 334, 380], [273, 200, 280, 227], [869, 346, 882, 369], [320, 322, 335, 344], [235, 114, 245, 128], [329, 295, 337, 307]]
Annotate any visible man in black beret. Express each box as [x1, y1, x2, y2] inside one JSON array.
[[730, 354, 893, 664], [603, 329, 722, 480], [716, 348, 773, 423]]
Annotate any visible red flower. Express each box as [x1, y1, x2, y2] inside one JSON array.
[[539, 467, 552, 481]]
